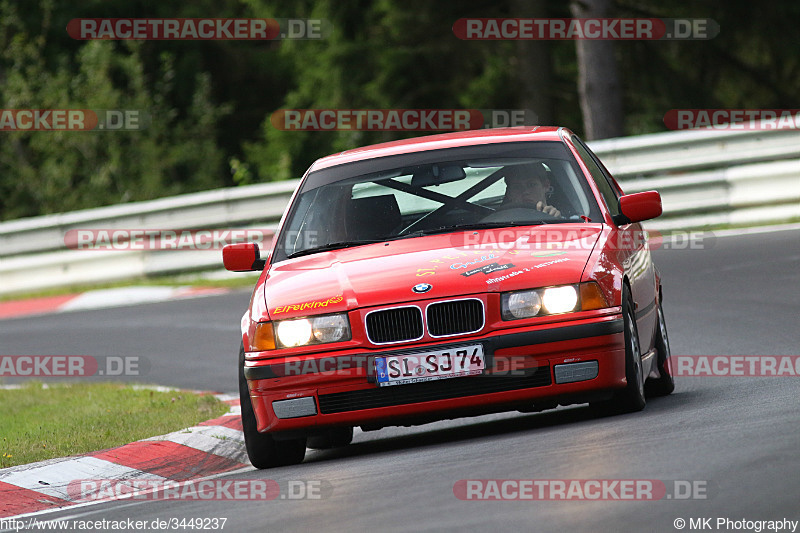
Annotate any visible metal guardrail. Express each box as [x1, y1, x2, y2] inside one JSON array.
[[590, 126, 800, 176], [620, 157, 800, 230], [1, 127, 799, 296], [0, 180, 297, 258]]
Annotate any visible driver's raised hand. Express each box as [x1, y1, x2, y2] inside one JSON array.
[[536, 201, 561, 218]]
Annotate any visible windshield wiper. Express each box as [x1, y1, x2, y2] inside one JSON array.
[[287, 240, 382, 259]]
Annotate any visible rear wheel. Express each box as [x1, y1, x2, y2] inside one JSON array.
[[592, 288, 646, 414], [239, 345, 306, 468], [645, 298, 675, 397]]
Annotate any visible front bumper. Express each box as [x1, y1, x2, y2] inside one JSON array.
[[244, 314, 625, 434]]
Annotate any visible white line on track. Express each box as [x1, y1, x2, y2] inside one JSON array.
[[4, 466, 254, 523]]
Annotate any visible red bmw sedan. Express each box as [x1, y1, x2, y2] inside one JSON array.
[[223, 126, 675, 468]]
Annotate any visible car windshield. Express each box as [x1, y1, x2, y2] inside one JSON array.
[[274, 141, 603, 261]]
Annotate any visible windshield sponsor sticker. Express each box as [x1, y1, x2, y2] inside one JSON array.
[[461, 262, 515, 277], [533, 257, 570, 269], [417, 249, 503, 277], [416, 249, 566, 277], [273, 295, 343, 314], [450, 253, 496, 270], [485, 270, 524, 284], [485, 258, 570, 284]]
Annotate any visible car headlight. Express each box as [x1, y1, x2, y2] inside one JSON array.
[[542, 285, 578, 314], [311, 314, 350, 343], [501, 282, 608, 320], [274, 313, 351, 348], [503, 290, 542, 319], [276, 318, 313, 347]]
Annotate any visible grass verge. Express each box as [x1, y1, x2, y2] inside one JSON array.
[[0, 382, 231, 469]]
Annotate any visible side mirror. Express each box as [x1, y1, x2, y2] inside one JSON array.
[[222, 243, 266, 272], [615, 191, 662, 225]]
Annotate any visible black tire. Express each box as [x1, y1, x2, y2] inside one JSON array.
[[645, 298, 675, 397], [307, 427, 354, 450], [239, 345, 306, 469], [593, 287, 646, 414]]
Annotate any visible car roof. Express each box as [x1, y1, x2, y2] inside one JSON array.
[[308, 126, 570, 171]]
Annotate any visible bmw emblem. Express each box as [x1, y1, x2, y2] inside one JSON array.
[[412, 283, 432, 293]]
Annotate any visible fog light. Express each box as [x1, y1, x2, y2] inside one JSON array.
[[554, 361, 599, 384], [272, 396, 317, 419]]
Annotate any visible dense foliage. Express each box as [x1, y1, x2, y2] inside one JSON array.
[[0, 0, 797, 220]]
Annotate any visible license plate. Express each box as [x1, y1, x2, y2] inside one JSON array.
[[375, 345, 485, 387]]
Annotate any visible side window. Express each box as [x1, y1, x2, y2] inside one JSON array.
[[572, 136, 621, 217]]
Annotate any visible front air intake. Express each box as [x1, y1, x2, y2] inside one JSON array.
[[427, 299, 484, 337], [365, 306, 424, 344]]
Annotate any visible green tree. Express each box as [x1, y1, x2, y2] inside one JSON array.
[[0, 0, 240, 220]]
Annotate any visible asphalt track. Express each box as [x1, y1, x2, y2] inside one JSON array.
[[2, 227, 799, 532]]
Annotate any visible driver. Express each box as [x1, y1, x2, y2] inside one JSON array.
[[502, 162, 561, 217]]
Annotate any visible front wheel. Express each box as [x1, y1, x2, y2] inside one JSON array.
[[592, 288, 646, 414], [239, 345, 306, 468], [645, 298, 675, 397]]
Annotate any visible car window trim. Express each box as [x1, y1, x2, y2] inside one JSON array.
[[571, 135, 623, 219]]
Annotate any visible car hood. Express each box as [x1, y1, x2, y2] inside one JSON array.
[[264, 224, 602, 318]]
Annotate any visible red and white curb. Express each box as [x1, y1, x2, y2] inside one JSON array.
[[0, 394, 246, 518], [0, 286, 230, 320]]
